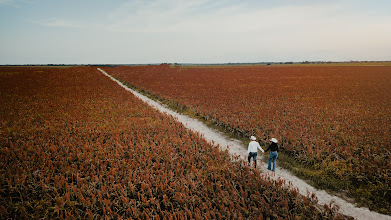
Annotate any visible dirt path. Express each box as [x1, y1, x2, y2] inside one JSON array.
[[98, 68, 390, 220]]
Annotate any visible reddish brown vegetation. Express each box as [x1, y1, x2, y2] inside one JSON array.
[[104, 64, 391, 213], [0, 67, 343, 219]]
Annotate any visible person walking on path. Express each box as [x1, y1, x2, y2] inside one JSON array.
[[265, 138, 279, 172], [248, 136, 264, 168]]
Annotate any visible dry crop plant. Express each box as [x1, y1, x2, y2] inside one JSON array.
[[0, 66, 344, 219], [104, 64, 391, 214]]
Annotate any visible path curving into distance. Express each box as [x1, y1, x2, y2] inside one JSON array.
[[98, 68, 390, 220]]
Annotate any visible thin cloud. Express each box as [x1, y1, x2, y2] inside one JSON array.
[[102, 0, 391, 53], [0, 0, 14, 5], [105, 0, 234, 32], [33, 18, 84, 28], [0, 0, 35, 7], [103, 1, 348, 33]]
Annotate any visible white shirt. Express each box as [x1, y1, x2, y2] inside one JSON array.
[[248, 141, 264, 153]]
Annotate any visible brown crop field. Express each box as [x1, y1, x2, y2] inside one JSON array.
[[103, 64, 391, 214], [0, 66, 345, 219]]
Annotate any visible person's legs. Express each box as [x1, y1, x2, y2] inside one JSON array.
[[267, 152, 272, 170], [272, 152, 278, 172], [253, 153, 257, 168], [248, 152, 257, 168]]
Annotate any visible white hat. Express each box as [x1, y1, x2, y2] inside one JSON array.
[[270, 138, 278, 143], [250, 136, 256, 141]]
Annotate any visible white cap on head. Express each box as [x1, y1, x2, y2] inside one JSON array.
[[250, 136, 256, 141], [270, 138, 278, 143]]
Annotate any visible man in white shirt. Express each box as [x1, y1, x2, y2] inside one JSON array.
[[248, 136, 265, 168]]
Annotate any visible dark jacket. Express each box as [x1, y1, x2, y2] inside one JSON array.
[[265, 142, 278, 152]]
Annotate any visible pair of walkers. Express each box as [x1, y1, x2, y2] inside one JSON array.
[[247, 136, 279, 172]]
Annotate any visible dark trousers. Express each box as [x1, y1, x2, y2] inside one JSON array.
[[248, 152, 258, 168]]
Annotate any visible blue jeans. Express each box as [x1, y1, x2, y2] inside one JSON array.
[[268, 151, 278, 172]]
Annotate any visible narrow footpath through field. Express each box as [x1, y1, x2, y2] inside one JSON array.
[[98, 68, 390, 220]]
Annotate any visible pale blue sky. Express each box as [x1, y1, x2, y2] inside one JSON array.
[[1, 0, 390, 64]]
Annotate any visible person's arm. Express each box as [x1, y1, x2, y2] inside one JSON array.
[[257, 143, 264, 153], [264, 145, 270, 152]]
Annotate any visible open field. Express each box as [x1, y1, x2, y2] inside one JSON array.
[[103, 64, 391, 214], [171, 61, 391, 68], [0, 66, 345, 219]]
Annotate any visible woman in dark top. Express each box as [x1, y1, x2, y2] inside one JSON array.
[[265, 138, 278, 172]]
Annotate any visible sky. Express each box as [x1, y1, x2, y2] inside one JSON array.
[[0, 0, 390, 64]]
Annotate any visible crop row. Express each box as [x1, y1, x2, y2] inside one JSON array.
[[0, 66, 344, 219], [103, 64, 391, 214]]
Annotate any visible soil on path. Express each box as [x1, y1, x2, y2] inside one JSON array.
[[98, 68, 391, 220]]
